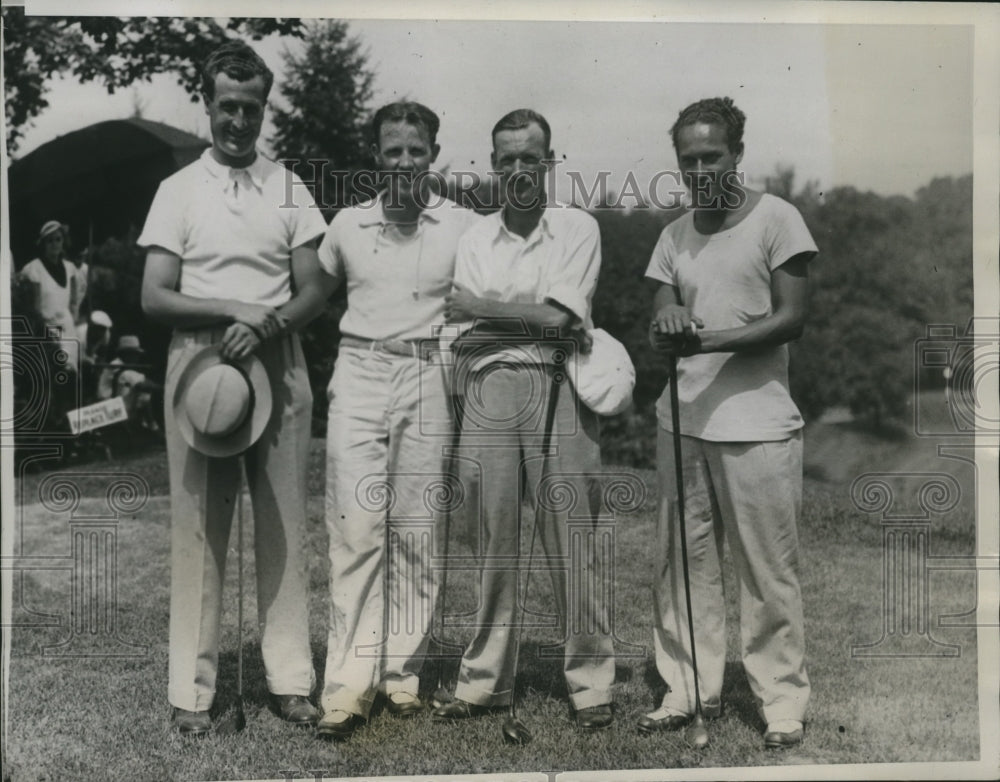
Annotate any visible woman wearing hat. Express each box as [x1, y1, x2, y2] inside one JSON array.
[[19, 220, 81, 369]]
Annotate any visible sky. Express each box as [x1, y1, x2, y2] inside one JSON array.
[[10, 15, 975, 200]]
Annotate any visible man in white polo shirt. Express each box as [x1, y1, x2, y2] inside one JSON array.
[[432, 109, 616, 732], [315, 101, 480, 741], [139, 40, 331, 736]]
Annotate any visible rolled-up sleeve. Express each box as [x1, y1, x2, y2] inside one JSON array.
[[543, 213, 601, 326]]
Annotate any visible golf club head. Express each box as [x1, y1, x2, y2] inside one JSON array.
[[501, 716, 532, 745], [431, 686, 455, 709], [215, 703, 246, 736], [685, 713, 709, 749]]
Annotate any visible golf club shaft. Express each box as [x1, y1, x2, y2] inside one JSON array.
[[237, 476, 244, 701], [436, 393, 463, 695], [508, 369, 561, 721], [668, 355, 704, 718]]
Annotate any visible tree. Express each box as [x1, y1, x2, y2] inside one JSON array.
[[269, 20, 376, 218], [2, 9, 304, 153]]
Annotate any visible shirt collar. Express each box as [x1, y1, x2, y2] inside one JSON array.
[[200, 148, 266, 191], [491, 205, 555, 245], [357, 189, 444, 228]]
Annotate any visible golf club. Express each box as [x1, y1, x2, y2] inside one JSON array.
[[432, 391, 464, 709], [668, 352, 709, 749], [501, 368, 561, 746], [216, 479, 247, 735]]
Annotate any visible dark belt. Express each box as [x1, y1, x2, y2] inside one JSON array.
[[339, 335, 436, 360]]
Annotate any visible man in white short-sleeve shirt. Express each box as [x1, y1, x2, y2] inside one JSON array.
[[139, 40, 331, 737], [313, 102, 480, 742], [641, 97, 817, 750], [432, 109, 616, 733]]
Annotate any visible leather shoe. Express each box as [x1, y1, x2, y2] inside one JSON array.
[[385, 692, 425, 718], [172, 708, 211, 737], [764, 721, 804, 749], [637, 708, 690, 734], [316, 709, 366, 741], [576, 704, 613, 731], [432, 699, 491, 721], [274, 694, 319, 726]]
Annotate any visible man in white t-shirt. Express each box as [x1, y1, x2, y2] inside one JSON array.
[[432, 109, 616, 732], [641, 97, 817, 750], [139, 40, 331, 737], [314, 102, 480, 741]]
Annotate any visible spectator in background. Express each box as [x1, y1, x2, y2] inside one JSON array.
[[20, 220, 80, 369], [78, 310, 113, 403]]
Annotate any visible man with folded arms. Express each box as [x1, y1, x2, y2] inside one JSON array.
[[433, 109, 616, 732], [140, 40, 331, 736], [315, 101, 480, 741]]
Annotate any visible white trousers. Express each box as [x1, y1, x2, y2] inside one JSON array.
[[164, 328, 316, 712], [653, 429, 810, 724], [321, 347, 450, 717], [453, 363, 616, 711]]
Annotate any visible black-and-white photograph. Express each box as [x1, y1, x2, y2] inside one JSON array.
[[2, 2, 998, 781]]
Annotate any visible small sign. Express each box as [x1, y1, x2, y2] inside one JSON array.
[[67, 397, 128, 435]]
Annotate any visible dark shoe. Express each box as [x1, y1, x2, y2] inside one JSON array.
[[172, 708, 211, 737], [274, 694, 319, 726], [385, 692, 425, 718], [316, 709, 366, 741], [637, 708, 690, 734], [764, 721, 804, 749], [432, 699, 491, 721], [576, 704, 613, 731]]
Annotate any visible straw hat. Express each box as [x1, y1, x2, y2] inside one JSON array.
[[172, 345, 273, 457]]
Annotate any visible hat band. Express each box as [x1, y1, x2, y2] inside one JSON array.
[[226, 360, 257, 428]]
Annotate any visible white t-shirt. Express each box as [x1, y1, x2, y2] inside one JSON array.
[[645, 193, 818, 441], [317, 193, 480, 342], [138, 149, 327, 308]]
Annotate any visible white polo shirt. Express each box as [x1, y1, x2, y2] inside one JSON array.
[[451, 205, 601, 364], [317, 193, 480, 342], [645, 193, 818, 441], [138, 149, 327, 308]]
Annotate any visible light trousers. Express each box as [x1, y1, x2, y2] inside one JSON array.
[[321, 347, 449, 717], [653, 428, 810, 724], [164, 328, 316, 712], [453, 362, 615, 711]]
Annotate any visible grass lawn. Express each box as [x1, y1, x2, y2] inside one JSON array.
[[3, 423, 989, 781]]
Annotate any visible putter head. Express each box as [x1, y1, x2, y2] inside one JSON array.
[[502, 716, 532, 745], [685, 713, 709, 749], [215, 704, 246, 735]]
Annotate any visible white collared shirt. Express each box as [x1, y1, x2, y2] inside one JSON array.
[[454, 204, 601, 328], [317, 192, 481, 341], [138, 149, 327, 308]]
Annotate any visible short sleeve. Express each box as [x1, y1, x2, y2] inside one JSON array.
[[316, 213, 346, 287], [543, 212, 601, 325], [765, 197, 819, 271], [286, 172, 328, 249], [137, 178, 186, 256], [644, 227, 676, 286]]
